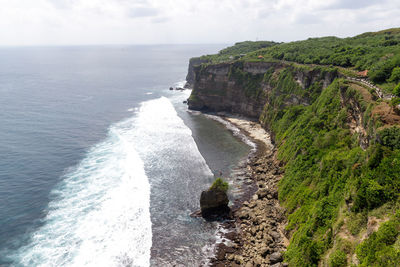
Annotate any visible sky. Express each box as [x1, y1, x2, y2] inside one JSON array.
[[0, 0, 399, 46]]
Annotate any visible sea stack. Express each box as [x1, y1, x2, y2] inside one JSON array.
[[200, 178, 230, 219]]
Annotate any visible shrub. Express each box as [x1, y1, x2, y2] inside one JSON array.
[[210, 177, 229, 192], [379, 126, 400, 150], [367, 144, 383, 169], [356, 219, 400, 266], [329, 250, 347, 267], [393, 83, 400, 97], [354, 178, 385, 211], [391, 97, 400, 109], [389, 67, 400, 83]]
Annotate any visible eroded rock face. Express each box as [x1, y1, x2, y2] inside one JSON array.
[[187, 61, 338, 119], [188, 62, 273, 118], [200, 188, 230, 219], [185, 57, 210, 88]]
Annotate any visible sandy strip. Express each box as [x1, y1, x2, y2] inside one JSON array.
[[224, 116, 273, 148]]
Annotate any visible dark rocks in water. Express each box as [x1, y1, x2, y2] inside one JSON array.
[[169, 87, 173, 90], [183, 100, 188, 104], [175, 87, 185, 91], [200, 188, 230, 219]]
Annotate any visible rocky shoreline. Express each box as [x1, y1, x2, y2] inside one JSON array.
[[206, 115, 289, 267]]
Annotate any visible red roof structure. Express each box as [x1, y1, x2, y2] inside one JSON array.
[[357, 70, 368, 77]]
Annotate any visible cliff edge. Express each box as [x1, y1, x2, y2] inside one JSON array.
[[187, 30, 400, 266]]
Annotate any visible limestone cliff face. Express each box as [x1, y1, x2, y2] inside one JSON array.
[[188, 62, 271, 118], [188, 60, 338, 120], [185, 57, 210, 88]]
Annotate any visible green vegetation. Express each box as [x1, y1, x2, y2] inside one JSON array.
[[217, 41, 278, 58], [197, 41, 278, 63], [189, 28, 400, 266], [394, 83, 400, 96], [196, 28, 400, 94], [378, 126, 400, 150], [210, 177, 229, 192], [389, 67, 400, 83], [259, 77, 400, 265], [369, 55, 400, 84], [227, 61, 266, 98], [329, 249, 347, 267], [248, 29, 400, 92], [356, 214, 400, 266]]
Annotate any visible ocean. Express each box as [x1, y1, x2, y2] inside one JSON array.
[[0, 45, 251, 266]]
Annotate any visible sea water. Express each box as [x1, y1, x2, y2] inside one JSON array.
[[0, 45, 251, 266]]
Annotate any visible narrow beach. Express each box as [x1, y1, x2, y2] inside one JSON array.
[[206, 114, 289, 267]]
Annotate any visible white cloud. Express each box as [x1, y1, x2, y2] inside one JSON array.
[[0, 0, 399, 45]]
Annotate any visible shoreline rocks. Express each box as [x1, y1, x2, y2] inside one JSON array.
[[203, 117, 288, 267], [168, 86, 187, 91]]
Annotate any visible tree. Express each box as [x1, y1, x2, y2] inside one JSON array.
[[389, 67, 400, 83], [393, 83, 400, 97]]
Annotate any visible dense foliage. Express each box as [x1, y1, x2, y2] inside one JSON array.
[[249, 29, 400, 88], [356, 215, 400, 266], [196, 41, 278, 63], [259, 74, 400, 265], [190, 28, 400, 266], [199, 28, 400, 94], [218, 41, 278, 58]]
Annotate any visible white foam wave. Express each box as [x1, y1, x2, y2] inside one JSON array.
[[14, 110, 152, 267], [130, 96, 212, 179], [14, 94, 215, 267]]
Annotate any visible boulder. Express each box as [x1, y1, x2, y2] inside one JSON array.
[[257, 188, 269, 199], [269, 252, 283, 264], [260, 246, 270, 257], [270, 230, 281, 242], [200, 188, 230, 219]]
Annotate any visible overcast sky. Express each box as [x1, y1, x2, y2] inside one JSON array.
[[1, 0, 399, 46]]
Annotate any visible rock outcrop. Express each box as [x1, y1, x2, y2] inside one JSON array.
[[185, 57, 210, 88], [200, 187, 230, 219], [188, 61, 338, 119]]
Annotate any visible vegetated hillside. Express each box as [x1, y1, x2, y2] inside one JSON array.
[[261, 76, 400, 266], [198, 41, 279, 63], [188, 28, 400, 266], [195, 28, 400, 95]]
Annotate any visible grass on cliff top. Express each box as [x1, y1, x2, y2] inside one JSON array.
[[194, 28, 400, 94], [210, 177, 229, 192], [198, 41, 279, 64]]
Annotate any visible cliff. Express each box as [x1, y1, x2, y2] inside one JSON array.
[[185, 57, 210, 88], [188, 61, 337, 119], [187, 45, 400, 265]]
